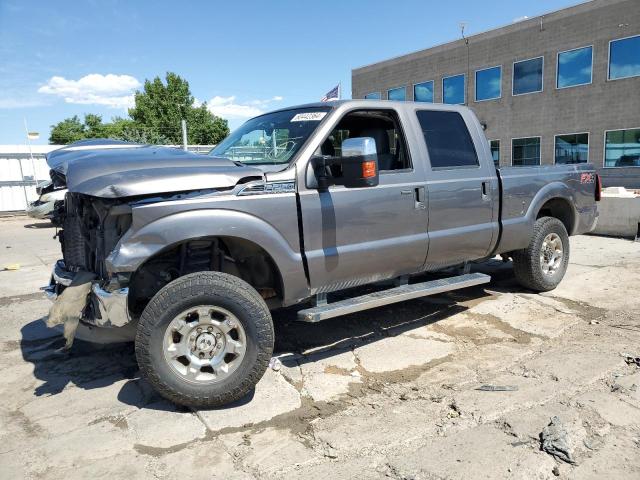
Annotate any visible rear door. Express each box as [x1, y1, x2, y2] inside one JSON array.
[[414, 108, 499, 269], [297, 108, 429, 292]]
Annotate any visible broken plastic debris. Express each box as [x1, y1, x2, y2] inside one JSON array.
[[623, 356, 640, 367], [475, 384, 519, 392], [269, 357, 282, 371], [2, 263, 20, 271], [47, 271, 95, 349]]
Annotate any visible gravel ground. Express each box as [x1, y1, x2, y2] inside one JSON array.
[[0, 216, 639, 479]]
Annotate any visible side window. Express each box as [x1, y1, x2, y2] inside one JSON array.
[[416, 110, 479, 169], [317, 110, 412, 172]]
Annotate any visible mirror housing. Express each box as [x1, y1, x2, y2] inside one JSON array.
[[340, 137, 379, 189], [312, 137, 379, 192]]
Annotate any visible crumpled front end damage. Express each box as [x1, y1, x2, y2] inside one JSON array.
[[43, 190, 138, 346], [44, 261, 134, 346]]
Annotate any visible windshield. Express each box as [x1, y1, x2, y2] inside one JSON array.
[[210, 107, 331, 165]]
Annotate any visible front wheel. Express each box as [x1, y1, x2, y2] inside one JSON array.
[[135, 272, 274, 408], [512, 216, 570, 292]]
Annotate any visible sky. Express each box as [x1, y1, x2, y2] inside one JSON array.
[[0, 0, 582, 144]]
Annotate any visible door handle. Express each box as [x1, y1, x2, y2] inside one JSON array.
[[481, 181, 490, 201], [414, 187, 426, 210], [400, 189, 412, 195]]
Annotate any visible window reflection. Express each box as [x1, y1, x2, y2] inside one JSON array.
[[475, 66, 502, 101], [414, 81, 434, 102], [605, 128, 640, 167], [387, 87, 406, 101], [443, 74, 465, 104], [490, 140, 500, 166], [513, 57, 543, 95], [512, 137, 541, 166], [609, 35, 640, 80], [364, 92, 382, 100], [555, 133, 589, 164], [557, 46, 592, 88]]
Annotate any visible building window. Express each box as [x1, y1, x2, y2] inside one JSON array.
[[442, 74, 465, 104], [416, 110, 478, 169], [387, 87, 406, 101], [557, 46, 593, 88], [490, 140, 500, 166], [413, 81, 434, 102], [609, 35, 640, 80], [364, 92, 381, 100], [475, 66, 502, 101], [513, 57, 543, 95], [555, 133, 589, 164], [605, 128, 640, 167], [512, 137, 541, 166]]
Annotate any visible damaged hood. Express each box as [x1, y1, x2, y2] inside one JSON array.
[[47, 140, 264, 198]]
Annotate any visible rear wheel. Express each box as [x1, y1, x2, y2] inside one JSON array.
[[512, 216, 570, 292], [135, 271, 274, 408]]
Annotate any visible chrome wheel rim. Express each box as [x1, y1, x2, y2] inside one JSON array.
[[540, 233, 563, 275], [163, 305, 247, 384]]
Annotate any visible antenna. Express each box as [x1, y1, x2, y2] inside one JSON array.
[[459, 22, 469, 45]]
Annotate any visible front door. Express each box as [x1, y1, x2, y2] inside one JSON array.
[[298, 109, 429, 293]]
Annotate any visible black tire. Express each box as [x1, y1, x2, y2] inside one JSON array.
[[512, 216, 570, 292], [135, 271, 274, 408]]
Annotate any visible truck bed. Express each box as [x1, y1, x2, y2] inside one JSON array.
[[496, 163, 599, 253]]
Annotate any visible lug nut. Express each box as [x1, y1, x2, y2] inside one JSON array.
[[215, 332, 221, 338], [197, 327, 202, 333], [207, 326, 213, 332], [216, 344, 222, 349]]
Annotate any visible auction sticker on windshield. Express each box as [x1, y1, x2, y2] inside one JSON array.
[[291, 112, 327, 122]]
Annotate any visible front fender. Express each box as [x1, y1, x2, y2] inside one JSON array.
[[105, 209, 310, 305]]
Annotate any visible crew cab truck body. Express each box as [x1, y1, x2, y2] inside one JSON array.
[[44, 100, 599, 407]]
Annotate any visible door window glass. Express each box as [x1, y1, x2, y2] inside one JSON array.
[[416, 110, 479, 168]]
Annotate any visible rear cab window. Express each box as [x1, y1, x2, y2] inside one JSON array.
[[416, 110, 479, 169]]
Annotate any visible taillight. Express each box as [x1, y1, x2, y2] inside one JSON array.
[[595, 174, 602, 202]]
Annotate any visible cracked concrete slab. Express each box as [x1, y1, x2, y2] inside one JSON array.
[[388, 424, 558, 480], [299, 349, 361, 402], [577, 391, 640, 427], [196, 369, 301, 431], [354, 334, 455, 373], [127, 402, 207, 449], [471, 293, 579, 338], [220, 427, 319, 476]]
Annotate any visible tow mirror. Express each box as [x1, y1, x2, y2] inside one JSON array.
[[312, 137, 379, 192], [340, 137, 379, 189]]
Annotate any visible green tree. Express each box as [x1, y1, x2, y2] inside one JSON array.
[[48, 72, 230, 145], [129, 72, 229, 144], [49, 115, 85, 144]]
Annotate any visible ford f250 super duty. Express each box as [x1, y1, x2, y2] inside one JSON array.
[[42, 100, 600, 407]]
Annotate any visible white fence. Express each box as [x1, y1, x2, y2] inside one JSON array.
[[0, 144, 215, 213], [0, 145, 58, 213]]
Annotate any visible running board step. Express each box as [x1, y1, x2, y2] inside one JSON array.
[[297, 273, 491, 323]]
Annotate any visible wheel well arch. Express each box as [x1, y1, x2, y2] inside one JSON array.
[[536, 197, 575, 235], [127, 235, 284, 317]]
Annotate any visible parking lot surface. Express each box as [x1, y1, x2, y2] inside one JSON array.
[[1, 216, 639, 479]]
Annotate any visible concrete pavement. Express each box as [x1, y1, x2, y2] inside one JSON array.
[[0, 216, 639, 479]]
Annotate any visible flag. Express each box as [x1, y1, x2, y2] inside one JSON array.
[[321, 84, 340, 102]]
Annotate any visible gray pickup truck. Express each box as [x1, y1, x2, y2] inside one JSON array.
[[43, 100, 599, 407]]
